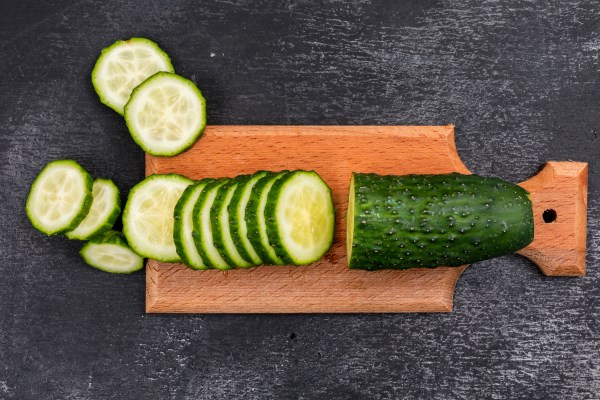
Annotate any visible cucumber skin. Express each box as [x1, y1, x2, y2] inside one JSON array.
[[348, 173, 534, 270], [80, 230, 144, 274], [210, 179, 253, 268]]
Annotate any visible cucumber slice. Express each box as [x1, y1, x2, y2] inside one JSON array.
[[124, 72, 206, 156], [123, 174, 193, 262], [66, 178, 121, 240], [80, 230, 144, 274], [26, 160, 93, 235], [192, 179, 232, 270], [210, 179, 253, 268], [173, 179, 213, 270], [245, 171, 289, 265], [266, 171, 335, 265], [91, 38, 174, 115], [228, 172, 268, 265]]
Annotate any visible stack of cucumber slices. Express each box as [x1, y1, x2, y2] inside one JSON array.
[[123, 170, 335, 270]]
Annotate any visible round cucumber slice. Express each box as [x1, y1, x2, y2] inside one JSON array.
[[124, 72, 206, 156], [91, 38, 174, 115], [80, 230, 144, 274], [26, 160, 93, 235], [123, 174, 193, 262], [66, 178, 121, 240], [265, 171, 335, 265], [173, 179, 213, 270]]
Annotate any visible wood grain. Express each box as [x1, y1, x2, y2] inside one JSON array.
[[145, 126, 587, 313]]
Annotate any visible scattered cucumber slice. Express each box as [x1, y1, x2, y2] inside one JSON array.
[[91, 38, 174, 115], [80, 230, 144, 274], [124, 72, 206, 156], [266, 171, 335, 265], [192, 179, 232, 270], [122, 174, 193, 262], [210, 180, 253, 268], [228, 172, 267, 265], [66, 178, 121, 240], [173, 179, 213, 270], [26, 160, 93, 235], [245, 171, 289, 265]]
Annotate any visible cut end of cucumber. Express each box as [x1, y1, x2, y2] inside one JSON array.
[[80, 231, 144, 274], [347, 173, 355, 262], [92, 38, 174, 115], [124, 72, 206, 156]]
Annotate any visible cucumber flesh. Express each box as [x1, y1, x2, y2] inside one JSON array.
[[265, 171, 335, 265], [80, 230, 144, 274], [193, 179, 232, 270], [245, 171, 289, 265], [210, 180, 253, 268], [26, 160, 93, 235], [91, 38, 174, 115], [123, 174, 193, 262], [347, 173, 534, 270], [66, 178, 121, 240], [124, 72, 206, 156], [228, 172, 268, 265], [173, 180, 212, 269]]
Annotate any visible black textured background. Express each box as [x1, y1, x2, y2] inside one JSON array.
[[1, 1, 599, 399]]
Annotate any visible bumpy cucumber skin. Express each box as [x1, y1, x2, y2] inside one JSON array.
[[227, 172, 267, 265], [124, 72, 206, 157], [26, 160, 94, 236], [91, 38, 175, 115], [210, 179, 253, 268], [173, 180, 211, 270], [348, 173, 534, 270], [192, 179, 232, 270], [265, 170, 335, 265], [66, 178, 121, 240], [80, 230, 144, 274]]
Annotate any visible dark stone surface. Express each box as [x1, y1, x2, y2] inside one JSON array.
[[1, 0, 598, 398]]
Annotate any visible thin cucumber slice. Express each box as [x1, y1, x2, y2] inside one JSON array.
[[266, 171, 335, 265], [173, 179, 213, 270], [210, 180, 253, 268], [123, 174, 193, 262], [245, 171, 289, 265], [124, 72, 206, 156], [80, 230, 144, 274], [91, 38, 174, 115], [192, 179, 232, 270], [228, 172, 268, 265], [66, 178, 121, 240], [26, 160, 93, 235]]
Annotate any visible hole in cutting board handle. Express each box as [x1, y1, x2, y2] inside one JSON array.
[[542, 209, 557, 223]]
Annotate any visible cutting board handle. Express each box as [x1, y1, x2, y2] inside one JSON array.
[[517, 162, 588, 276]]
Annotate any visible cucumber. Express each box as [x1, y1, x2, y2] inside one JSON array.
[[210, 179, 253, 268], [245, 171, 289, 265], [80, 230, 144, 274], [227, 172, 268, 265], [265, 171, 335, 265], [347, 173, 534, 270], [124, 72, 206, 156], [91, 38, 174, 115], [26, 160, 93, 235], [173, 179, 213, 269], [123, 174, 193, 262], [192, 179, 232, 270], [66, 178, 121, 240]]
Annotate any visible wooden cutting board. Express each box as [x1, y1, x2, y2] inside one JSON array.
[[145, 126, 588, 313]]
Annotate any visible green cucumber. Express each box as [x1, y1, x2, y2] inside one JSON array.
[[347, 173, 534, 270], [245, 171, 289, 265], [173, 179, 213, 269], [192, 179, 232, 270], [228, 172, 268, 265], [210, 179, 253, 268], [26, 160, 93, 235], [80, 230, 144, 274], [265, 170, 335, 265]]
